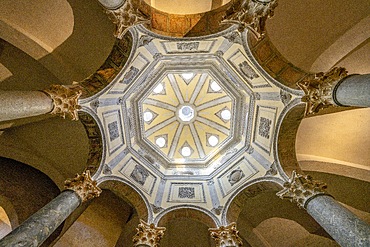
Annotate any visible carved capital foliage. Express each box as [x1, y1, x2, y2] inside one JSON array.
[[209, 222, 243, 247], [105, 0, 150, 39], [133, 219, 166, 247], [276, 171, 329, 209], [42, 84, 82, 120], [297, 67, 348, 117], [222, 0, 278, 39], [64, 170, 102, 203]]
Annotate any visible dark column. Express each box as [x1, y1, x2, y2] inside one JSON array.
[[0, 91, 53, 122], [0, 170, 101, 247], [0, 191, 80, 247], [0, 84, 82, 122], [297, 67, 370, 117], [97, 0, 125, 9], [333, 74, 370, 107], [306, 195, 370, 247], [277, 171, 370, 247]]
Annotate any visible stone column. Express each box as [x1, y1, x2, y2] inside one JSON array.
[[132, 219, 166, 247], [297, 67, 370, 116], [209, 222, 243, 247], [0, 84, 82, 122], [277, 171, 370, 247], [333, 73, 370, 107], [0, 91, 53, 122], [97, 0, 125, 10], [0, 170, 101, 247]]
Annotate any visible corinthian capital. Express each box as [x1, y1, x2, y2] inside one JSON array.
[[133, 219, 166, 247], [222, 0, 278, 39], [276, 171, 329, 209], [297, 67, 348, 117], [43, 84, 82, 120], [105, 0, 150, 39], [209, 222, 243, 247], [64, 170, 102, 203]]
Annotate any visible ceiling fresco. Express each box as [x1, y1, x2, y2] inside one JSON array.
[[79, 25, 303, 224]]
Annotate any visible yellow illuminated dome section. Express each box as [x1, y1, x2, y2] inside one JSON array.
[[139, 71, 234, 165]]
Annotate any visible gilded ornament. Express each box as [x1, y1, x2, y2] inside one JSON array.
[[297, 67, 348, 117], [64, 170, 102, 203], [222, 0, 278, 39], [105, 0, 150, 39], [209, 222, 243, 247], [42, 84, 83, 120], [133, 219, 166, 247], [276, 171, 329, 209]]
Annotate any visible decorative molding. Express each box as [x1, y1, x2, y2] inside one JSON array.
[[178, 187, 195, 199], [222, 0, 278, 39], [223, 31, 243, 44], [105, 0, 150, 39], [227, 167, 245, 185], [209, 222, 243, 247], [177, 42, 200, 51], [64, 170, 102, 203], [130, 164, 150, 185], [297, 67, 348, 117], [264, 161, 277, 176], [78, 110, 104, 175], [280, 90, 292, 106], [151, 204, 164, 214], [133, 219, 166, 247], [239, 61, 259, 79], [43, 84, 82, 120], [276, 171, 329, 209], [258, 116, 272, 139], [139, 35, 154, 47]]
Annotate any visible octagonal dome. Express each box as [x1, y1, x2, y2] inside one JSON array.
[[133, 66, 246, 167], [80, 25, 302, 224]]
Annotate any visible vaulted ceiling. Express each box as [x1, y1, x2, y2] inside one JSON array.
[[0, 0, 369, 246]]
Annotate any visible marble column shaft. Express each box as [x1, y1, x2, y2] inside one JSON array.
[[306, 195, 370, 247], [98, 0, 125, 9], [0, 190, 81, 247], [0, 91, 53, 122], [334, 74, 370, 107]]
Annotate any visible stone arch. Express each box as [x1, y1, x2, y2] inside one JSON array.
[[137, 0, 232, 37], [253, 217, 337, 247], [142, 0, 230, 15], [247, 32, 314, 90], [156, 206, 219, 227], [0, 195, 18, 230], [0, 0, 74, 60], [0, 116, 89, 187], [0, 157, 63, 245], [224, 180, 283, 224], [77, 31, 134, 98], [274, 99, 306, 177], [54, 189, 134, 247], [98, 179, 150, 222], [0, 205, 12, 239], [156, 207, 219, 247], [78, 110, 105, 177]]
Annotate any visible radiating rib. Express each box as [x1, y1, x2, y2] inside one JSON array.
[[189, 73, 208, 104], [168, 74, 185, 104], [197, 116, 230, 135], [196, 95, 231, 111], [168, 123, 184, 158], [145, 116, 177, 136], [144, 98, 177, 111], [189, 123, 205, 158]]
